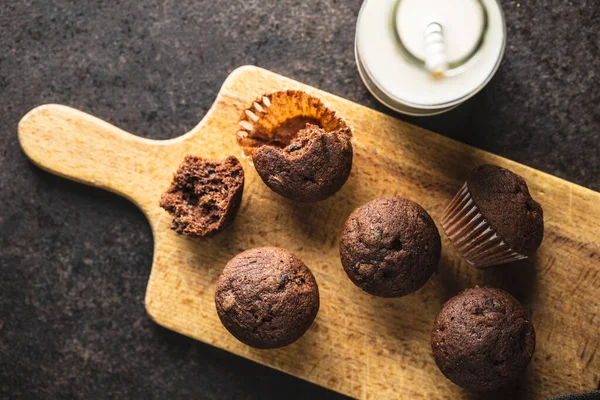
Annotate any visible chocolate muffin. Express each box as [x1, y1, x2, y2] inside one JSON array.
[[215, 247, 320, 349], [441, 165, 544, 268], [237, 90, 353, 203], [253, 123, 353, 203], [159, 155, 244, 237], [339, 197, 441, 297], [431, 287, 536, 391]]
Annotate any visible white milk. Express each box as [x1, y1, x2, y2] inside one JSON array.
[[355, 0, 506, 115]]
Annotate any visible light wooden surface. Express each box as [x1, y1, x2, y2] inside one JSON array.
[[18, 66, 600, 399]]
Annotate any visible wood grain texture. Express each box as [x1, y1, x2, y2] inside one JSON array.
[[18, 66, 600, 399]]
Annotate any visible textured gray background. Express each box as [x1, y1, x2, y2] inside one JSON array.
[[1, 0, 599, 399]]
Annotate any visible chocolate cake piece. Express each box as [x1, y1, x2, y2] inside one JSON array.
[[159, 155, 244, 237]]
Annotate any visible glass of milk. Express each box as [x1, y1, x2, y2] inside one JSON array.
[[355, 0, 506, 116]]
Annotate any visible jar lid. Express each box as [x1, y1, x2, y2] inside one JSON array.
[[355, 0, 506, 113]]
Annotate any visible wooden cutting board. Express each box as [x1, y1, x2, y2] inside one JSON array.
[[18, 66, 600, 399]]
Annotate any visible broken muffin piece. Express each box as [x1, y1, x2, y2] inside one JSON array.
[[237, 90, 353, 203], [253, 123, 353, 203], [159, 155, 244, 237]]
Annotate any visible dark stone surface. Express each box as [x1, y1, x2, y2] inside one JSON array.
[[0, 0, 598, 398]]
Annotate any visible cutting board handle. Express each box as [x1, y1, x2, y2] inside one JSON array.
[[18, 104, 159, 204]]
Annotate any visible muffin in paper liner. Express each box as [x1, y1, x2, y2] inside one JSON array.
[[441, 183, 528, 268], [235, 90, 354, 203], [236, 90, 351, 157]]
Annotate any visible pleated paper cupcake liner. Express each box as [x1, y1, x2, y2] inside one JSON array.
[[236, 90, 351, 157], [441, 183, 527, 268]]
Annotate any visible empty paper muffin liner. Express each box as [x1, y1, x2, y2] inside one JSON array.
[[236, 90, 351, 157], [441, 183, 527, 268]]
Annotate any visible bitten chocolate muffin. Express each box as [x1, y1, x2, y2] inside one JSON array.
[[339, 197, 441, 297], [441, 165, 544, 268], [237, 90, 353, 203], [252, 123, 353, 203], [215, 247, 320, 349], [431, 287, 536, 391], [159, 155, 244, 237]]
